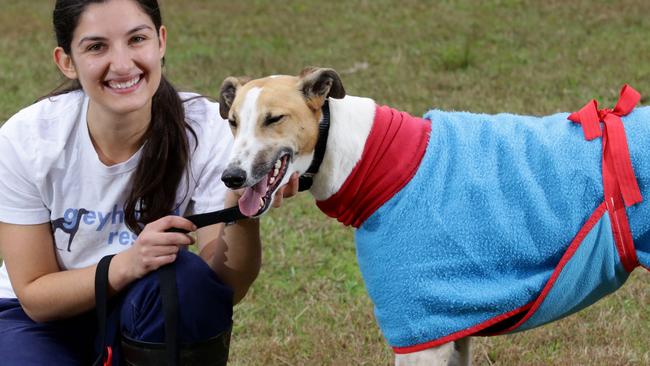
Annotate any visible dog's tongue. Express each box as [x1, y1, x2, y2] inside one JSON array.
[[238, 178, 268, 217]]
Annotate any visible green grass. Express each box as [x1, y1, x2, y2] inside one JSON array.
[[1, 0, 649, 364]]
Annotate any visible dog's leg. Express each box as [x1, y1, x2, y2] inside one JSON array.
[[394, 339, 472, 366], [454, 338, 471, 366]]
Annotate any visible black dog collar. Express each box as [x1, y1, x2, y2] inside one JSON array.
[[298, 100, 331, 192]]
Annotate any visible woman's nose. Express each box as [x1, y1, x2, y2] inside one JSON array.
[[109, 45, 135, 73]]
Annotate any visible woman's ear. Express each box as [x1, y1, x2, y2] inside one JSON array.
[[53, 47, 77, 80], [158, 25, 167, 60]]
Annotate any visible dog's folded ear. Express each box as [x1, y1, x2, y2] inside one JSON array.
[[219, 76, 249, 119], [299, 67, 346, 110]]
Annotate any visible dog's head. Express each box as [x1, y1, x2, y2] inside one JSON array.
[[219, 67, 346, 217]]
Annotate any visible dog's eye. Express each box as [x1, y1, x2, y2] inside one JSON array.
[[228, 118, 237, 128], [264, 115, 285, 126]]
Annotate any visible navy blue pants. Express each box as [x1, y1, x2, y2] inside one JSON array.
[[0, 251, 233, 365]]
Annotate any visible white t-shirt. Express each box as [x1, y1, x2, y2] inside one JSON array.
[[0, 90, 233, 298]]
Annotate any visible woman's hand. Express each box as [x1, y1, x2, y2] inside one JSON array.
[[121, 216, 197, 280]]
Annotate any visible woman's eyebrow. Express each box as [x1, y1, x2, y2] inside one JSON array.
[[127, 24, 155, 35], [78, 35, 107, 47], [77, 25, 155, 46]]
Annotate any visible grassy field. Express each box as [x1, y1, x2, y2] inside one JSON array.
[[1, 0, 649, 364]]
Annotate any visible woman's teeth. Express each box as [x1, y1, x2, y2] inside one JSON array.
[[107, 76, 140, 89]]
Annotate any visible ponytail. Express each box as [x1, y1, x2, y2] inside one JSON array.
[[124, 76, 197, 234]]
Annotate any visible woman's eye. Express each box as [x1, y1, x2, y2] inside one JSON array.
[[87, 43, 104, 52]]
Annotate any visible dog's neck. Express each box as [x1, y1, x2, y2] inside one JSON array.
[[309, 95, 376, 201]]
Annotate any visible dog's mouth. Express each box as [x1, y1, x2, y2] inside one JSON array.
[[238, 153, 291, 217]]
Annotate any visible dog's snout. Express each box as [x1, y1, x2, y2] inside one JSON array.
[[221, 167, 247, 189]]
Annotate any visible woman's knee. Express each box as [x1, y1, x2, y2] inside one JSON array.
[[120, 251, 233, 343]]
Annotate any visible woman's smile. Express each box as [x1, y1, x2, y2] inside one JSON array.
[[104, 74, 143, 94]]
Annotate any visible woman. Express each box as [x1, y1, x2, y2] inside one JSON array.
[[0, 0, 296, 364]]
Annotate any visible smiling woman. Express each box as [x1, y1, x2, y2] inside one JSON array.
[[54, 1, 165, 125], [0, 0, 298, 365]]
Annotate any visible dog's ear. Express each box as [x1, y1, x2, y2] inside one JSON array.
[[298, 67, 346, 110], [219, 76, 249, 119]]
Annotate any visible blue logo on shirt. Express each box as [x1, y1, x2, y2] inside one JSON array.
[[52, 205, 181, 251]]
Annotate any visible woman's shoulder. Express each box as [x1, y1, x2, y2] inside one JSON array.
[[179, 91, 233, 161], [1, 90, 85, 138], [180, 91, 223, 122], [0, 91, 85, 169], [180, 91, 231, 136]]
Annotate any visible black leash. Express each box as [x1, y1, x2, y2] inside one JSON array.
[[157, 207, 246, 365], [94, 254, 116, 366], [167, 206, 247, 234], [94, 206, 246, 366], [158, 264, 180, 365]]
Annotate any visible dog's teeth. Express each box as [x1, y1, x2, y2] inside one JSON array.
[[269, 176, 275, 185], [259, 198, 265, 208], [274, 168, 280, 177], [275, 160, 282, 169]]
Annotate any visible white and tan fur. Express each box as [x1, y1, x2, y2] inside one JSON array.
[[219, 67, 470, 365]]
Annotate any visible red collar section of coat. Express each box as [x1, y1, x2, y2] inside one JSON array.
[[316, 105, 431, 228]]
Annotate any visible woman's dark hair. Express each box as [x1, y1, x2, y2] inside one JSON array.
[[52, 0, 196, 234]]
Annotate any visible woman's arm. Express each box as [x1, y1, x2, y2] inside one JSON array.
[[0, 216, 196, 322], [197, 192, 261, 305], [0, 222, 96, 322], [197, 173, 299, 304]]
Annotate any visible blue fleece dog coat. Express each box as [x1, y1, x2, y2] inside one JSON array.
[[317, 89, 650, 353]]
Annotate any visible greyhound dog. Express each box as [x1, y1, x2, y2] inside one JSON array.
[[217, 67, 650, 365]]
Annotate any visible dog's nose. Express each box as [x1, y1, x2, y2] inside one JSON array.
[[221, 167, 247, 189]]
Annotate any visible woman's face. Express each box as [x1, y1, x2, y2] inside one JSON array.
[[55, 0, 166, 118]]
